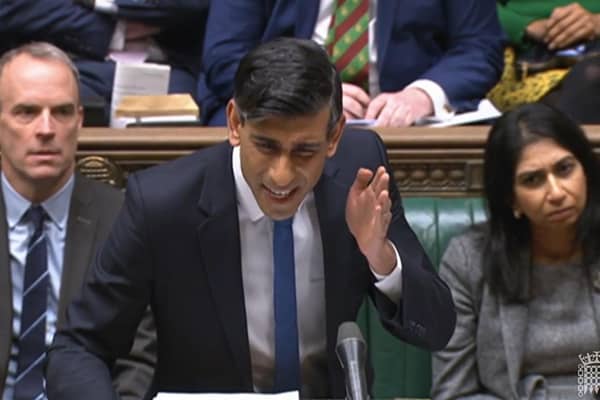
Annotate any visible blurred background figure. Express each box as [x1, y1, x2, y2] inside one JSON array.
[[199, 0, 504, 127], [432, 102, 600, 399], [489, 1, 600, 123], [0, 0, 209, 125]]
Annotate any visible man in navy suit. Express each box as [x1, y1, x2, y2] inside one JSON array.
[[47, 38, 455, 399], [0, 0, 209, 120], [200, 0, 504, 127]]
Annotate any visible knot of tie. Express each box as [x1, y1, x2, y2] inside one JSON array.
[[28, 205, 46, 232], [274, 217, 294, 229]]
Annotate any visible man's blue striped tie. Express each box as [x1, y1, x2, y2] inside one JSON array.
[[14, 206, 48, 400], [272, 217, 300, 392]]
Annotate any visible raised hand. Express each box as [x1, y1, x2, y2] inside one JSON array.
[[345, 166, 396, 275]]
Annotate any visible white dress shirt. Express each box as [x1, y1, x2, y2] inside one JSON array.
[[2, 174, 74, 400], [232, 146, 402, 396], [311, 0, 453, 119]]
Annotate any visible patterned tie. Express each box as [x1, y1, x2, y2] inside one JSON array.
[[272, 217, 300, 392], [325, 0, 370, 90], [14, 206, 48, 400]]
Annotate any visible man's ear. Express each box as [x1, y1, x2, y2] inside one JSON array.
[[227, 99, 242, 146], [326, 114, 345, 157]]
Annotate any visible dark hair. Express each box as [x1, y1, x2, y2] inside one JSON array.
[[232, 37, 342, 136], [483, 102, 600, 302]]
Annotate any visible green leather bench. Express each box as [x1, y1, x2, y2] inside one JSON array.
[[357, 197, 487, 398]]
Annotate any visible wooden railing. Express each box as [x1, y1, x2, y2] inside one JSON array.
[[75, 126, 600, 196]]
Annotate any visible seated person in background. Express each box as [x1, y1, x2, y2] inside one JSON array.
[[489, 1, 600, 123], [432, 102, 600, 399], [46, 37, 456, 400], [199, 0, 504, 127], [0, 0, 209, 123], [0, 42, 155, 400]]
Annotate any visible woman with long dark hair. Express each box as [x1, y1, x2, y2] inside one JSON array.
[[432, 102, 600, 399]]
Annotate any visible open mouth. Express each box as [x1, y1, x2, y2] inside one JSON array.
[[264, 185, 296, 200]]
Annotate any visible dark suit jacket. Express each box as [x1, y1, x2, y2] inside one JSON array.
[[199, 0, 505, 125], [46, 129, 456, 400], [0, 0, 209, 104], [0, 174, 155, 399]]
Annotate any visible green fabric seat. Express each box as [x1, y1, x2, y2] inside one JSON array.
[[357, 197, 486, 398]]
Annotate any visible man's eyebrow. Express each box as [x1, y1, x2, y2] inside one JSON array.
[[250, 133, 276, 141], [52, 103, 77, 111], [13, 102, 41, 110], [293, 142, 323, 151]]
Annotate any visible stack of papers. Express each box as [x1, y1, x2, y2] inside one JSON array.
[[110, 62, 171, 128], [115, 93, 200, 126]]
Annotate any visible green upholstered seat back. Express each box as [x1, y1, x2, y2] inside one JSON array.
[[357, 197, 486, 398]]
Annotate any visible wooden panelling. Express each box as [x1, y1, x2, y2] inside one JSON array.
[[75, 126, 600, 196]]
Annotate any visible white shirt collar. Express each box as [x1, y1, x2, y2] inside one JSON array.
[[2, 172, 74, 230], [231, 146, 313, 223]]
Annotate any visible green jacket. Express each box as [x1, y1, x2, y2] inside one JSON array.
[[497, 0, 600, 48]]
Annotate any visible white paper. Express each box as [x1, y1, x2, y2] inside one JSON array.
[[154, 391, 299, 400], [346, 118, 376, 127], [110, 62, 170, 128], [417, 99, 501, 128]]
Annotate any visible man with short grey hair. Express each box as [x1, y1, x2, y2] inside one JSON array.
[[0, 42, 155, 400]]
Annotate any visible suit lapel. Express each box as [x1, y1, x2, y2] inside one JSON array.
[[196, 145, 252, 389], [499, 300, 528, 398], [376, 0, 399, 73], [0, 189, 12, 392], [314, 162, 356, 395], [58, 174, 97, 326]]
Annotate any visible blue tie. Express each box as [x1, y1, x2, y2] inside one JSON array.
[[272, 217, 300, 392], [14, 206, 48, 400]]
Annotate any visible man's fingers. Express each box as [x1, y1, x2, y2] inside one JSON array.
[[342, 83, 370, 107], [351, 168, 374, 192], [370, 167, 389, 197], [365, 94, 388, 120], [343, 94, 367, 119], [375, 102, 397, 127], [547, 12, 585, 44], [389, 104, 414, 127], [378, 190, 392, 215]]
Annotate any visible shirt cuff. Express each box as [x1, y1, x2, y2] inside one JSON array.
[[406, 79, 454, 122], [370, 241, 403, 303]]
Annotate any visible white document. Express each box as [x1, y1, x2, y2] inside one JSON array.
[[154, 391, 299, 400], [346, 118, 376, 127], [346, 99, 500, 128], [418, 99, 501, 128], [110, 62, 170, 128]]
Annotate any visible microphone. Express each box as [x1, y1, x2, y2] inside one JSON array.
[[336, 321, 369, 400]]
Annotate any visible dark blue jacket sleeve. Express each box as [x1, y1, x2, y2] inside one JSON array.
[[414, 0, 505, 110], [0, 0, 116, 59]]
